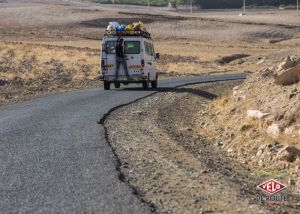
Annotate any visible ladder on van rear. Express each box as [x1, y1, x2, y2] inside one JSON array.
[[101, 43, 108, 73]]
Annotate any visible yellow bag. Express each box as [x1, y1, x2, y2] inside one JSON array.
[[125, 24, 134, 31], [138, 21, 145, 31], [132, 22, 139, 30], [132, 21, 145, 31]]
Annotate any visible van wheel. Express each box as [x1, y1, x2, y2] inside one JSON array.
[[151, 75, 158, 89], [104, 81, 110, 90], [114, 82, 121, 88]]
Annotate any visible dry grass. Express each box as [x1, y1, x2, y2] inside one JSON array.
[[148, 19, 268, 41], [147, 10, 300, 75], [0, 41, 101, 104], [0, 42, 99, 81], [154, 40, 279, 75], [193, 9, 300, 26], [148, 12, 300, 42]]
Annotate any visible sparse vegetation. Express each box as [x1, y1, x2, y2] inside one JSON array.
[[253, 169, 290, 180], [88, 0, 297, 8], [0, 42, 99, 104], [89, 0, 168, 6]]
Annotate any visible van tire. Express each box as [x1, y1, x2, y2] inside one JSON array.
[[104, 81, 110, 90], [151, 75, 158, 89], [114, 82, 121, 88], [142, 80, 149, 90]]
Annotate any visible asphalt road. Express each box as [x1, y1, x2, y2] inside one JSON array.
[[0, 74, 246, 214]]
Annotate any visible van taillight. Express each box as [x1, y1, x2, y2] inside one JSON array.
[[101, 59, 105, 68], [141, 59, 145, 67]]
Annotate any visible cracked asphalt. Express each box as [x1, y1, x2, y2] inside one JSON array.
[[0, 74, 245, 213]]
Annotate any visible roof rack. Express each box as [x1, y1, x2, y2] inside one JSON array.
[[104, 30, 151, 39]]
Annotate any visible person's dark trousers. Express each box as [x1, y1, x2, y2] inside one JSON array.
[[115, 56, 130, 80]]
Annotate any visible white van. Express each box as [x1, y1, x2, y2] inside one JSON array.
[[100, 31, 159, 90]]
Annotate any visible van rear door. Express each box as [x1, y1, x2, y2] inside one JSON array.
[[123, 38, 142, 78], [102, 37, 142, 80], [102, 39, 117, 78]]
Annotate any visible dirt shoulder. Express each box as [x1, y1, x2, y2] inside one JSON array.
[[103, 82, 299, 213]]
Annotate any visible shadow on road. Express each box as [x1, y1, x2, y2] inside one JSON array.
[[120, 87, 218, 100]]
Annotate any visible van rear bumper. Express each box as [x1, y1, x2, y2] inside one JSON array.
[[100, 74, 147, 83]]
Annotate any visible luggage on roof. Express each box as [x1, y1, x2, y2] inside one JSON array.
[[105, 21, 151, 38], [107, 22, 120, 31], [133, 21, 145, 31]]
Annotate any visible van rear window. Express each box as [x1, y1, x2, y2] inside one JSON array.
[[103, 41, 116, 54], [124, 41, 140, 54]]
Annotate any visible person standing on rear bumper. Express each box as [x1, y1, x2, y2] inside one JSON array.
[[115, 38, 130, 80]]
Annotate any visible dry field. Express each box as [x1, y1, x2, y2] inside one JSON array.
[[0, 0, 299, 104], [0, 41, 99, 103], [192, 9, 300, 26]]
